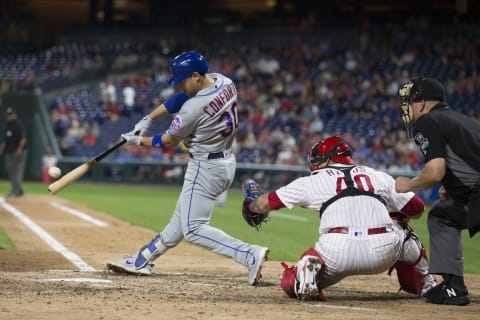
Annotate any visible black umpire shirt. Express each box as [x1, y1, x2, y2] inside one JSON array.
[[413, 102, 480, 236], [4, 119, 27, 154]]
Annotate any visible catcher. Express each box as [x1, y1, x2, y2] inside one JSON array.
[[242, 136, 436, 301]]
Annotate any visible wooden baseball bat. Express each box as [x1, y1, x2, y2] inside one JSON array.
[[48, 139, 126, 195]]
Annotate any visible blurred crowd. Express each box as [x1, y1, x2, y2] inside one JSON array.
[[2, 13, 480, 174]]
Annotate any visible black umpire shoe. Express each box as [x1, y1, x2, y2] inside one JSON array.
[[423, 276, 470, 306]]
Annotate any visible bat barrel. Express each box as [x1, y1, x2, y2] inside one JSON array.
[[47, 139, 126, 195]]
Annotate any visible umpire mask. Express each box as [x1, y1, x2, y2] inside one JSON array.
[[398, 77, 446, 130], [398, 81, 415, 127]]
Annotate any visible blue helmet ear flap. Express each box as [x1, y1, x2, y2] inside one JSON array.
[[168, 51, 209, 86]]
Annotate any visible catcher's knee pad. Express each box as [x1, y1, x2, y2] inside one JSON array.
[[300, 247, 323, 260], [280, 262, 298, 299], [390, 238, 432, 295], [134, 234, 167, 269], [389, 260, 425, 295]]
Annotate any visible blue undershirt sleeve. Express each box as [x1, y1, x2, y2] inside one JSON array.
[[164, 92, 189, 114]]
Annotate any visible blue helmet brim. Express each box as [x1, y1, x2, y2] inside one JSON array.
[[168, 75, 185, 86]]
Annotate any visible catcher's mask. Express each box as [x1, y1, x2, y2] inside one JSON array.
[[398, 77, 446, 127], [308, 136, 355, 171]]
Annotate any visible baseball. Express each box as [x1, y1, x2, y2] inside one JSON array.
[[48, 166, 62, 179]]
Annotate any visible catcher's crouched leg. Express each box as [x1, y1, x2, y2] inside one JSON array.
[[389, 217, 436, 296], [280, 248, 326, 301]]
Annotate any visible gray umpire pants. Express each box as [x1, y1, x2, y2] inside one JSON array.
[[428, 198, 467, 276], [5, 151, 27, 196]]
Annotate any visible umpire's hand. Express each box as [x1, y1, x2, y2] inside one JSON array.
[[395, 176, 411, 193]]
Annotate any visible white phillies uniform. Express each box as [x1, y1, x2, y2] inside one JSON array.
[[276, 163, 416, 289]]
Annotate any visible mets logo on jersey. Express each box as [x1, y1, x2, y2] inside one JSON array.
[[169, 115, 183, 131], [414, 132, 429, 155]]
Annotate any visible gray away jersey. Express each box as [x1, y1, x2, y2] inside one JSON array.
[[167, 73, 238, 154]]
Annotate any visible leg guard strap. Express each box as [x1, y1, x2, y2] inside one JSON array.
[[389, 246, 435, 295], [134, 234, 167, 269]]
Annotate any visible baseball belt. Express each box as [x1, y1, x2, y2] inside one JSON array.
[[327, 226, 388, 235]]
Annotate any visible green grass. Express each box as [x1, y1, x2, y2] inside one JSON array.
[[0, 223, 15, 250], [1, 180, 479, 273]]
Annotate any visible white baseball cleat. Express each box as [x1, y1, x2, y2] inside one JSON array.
[[248, 247, 269, 285], [295, 256, 323, 301], [106, 256, 154, 276]]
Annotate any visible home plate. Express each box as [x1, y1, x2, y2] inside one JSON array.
[[44, 278, 112, 283]]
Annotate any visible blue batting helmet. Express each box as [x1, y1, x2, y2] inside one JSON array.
[[168, 51, 209, 86]]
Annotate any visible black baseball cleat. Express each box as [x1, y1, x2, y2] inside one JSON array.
[[423, 280, 470, 306]]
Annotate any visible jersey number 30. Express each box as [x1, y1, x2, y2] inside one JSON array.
[[219, 102, 238, 137]]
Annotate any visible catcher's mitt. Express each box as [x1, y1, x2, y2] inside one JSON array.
[[242, 179, 269, 230]]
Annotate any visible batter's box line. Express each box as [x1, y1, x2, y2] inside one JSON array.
[[50, 201, 108, 227], [308, 304, 378, 312], [0, 198, 96, 272]]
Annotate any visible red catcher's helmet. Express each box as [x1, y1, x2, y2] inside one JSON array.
[[308, 136, 355, 171]]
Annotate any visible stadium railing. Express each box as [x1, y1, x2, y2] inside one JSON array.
[[57, 158, 438, 203]]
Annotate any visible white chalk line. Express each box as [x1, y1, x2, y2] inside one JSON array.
[[270, 211, 308, 222], [44, 278, 377, 312], [50, 202, 108, 227], [48, 269, 103, 273], [43, 278, 112, 283], [308, 303, 377, 312], [0, 197, 96, 272]]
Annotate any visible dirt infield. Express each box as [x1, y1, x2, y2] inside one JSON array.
[[0, 194, 478, 320]]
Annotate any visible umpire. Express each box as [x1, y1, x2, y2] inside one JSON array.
[[395, 77, 480, 306], [0, 107, 28, 198]]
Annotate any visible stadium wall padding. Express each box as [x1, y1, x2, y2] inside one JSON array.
[[0, 93, 55, 180]]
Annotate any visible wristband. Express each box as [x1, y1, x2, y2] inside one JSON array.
[[152, 134, 165, 148]]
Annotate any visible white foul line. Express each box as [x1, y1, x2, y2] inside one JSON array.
[[308, 303, 377, 312], [50, 202, 108, 227], [0, 197, 96, 272], [270, 211, 308, 222], [43, 278, 112, 283]]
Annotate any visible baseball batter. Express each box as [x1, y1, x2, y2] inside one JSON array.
[[244, 136, 436, 300], [107, 51, 268, 285]]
